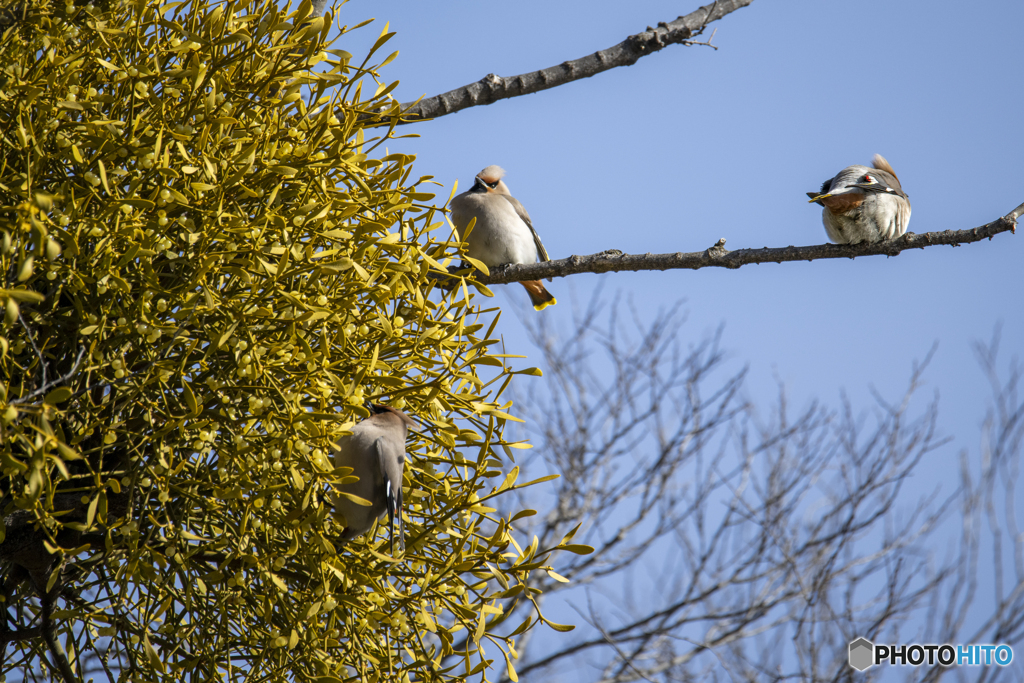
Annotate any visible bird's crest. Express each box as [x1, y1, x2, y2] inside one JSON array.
[[872, 154, 899, 182], [369, 402, 417, 428], [477, 165, 506, 184]]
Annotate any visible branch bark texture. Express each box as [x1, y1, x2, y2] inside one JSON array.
[[469, 201, 1022, 285], [387, 0, 754, 123]]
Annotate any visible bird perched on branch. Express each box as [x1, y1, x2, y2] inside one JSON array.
[[332, 403, 416, 555], [807, 154, 911, 244], [450, 165, 557, 310]]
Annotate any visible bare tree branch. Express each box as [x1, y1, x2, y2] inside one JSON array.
[[10, 346, 86, 406], [468, 201, 1021, 286], [368, 0, 755, 124], [39, 589, 78, 683], [488, 293, 1023, 683], [0, 625, 42, 645], [310, 0, 330, 20]]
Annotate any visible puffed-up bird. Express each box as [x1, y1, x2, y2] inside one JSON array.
[[332, 403, 416, 555], [807, 154, 911, 244], [450, 165, 556, 311]]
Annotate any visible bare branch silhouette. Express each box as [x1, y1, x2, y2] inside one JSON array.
[[309, 0, 755, 125], [388, 0, 753, 124], [481, 293, 1023, 682]]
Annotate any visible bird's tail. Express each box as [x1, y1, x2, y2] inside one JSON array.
[[520, 280, 557, 311]]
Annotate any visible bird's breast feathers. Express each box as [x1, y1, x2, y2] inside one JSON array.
[[454, 194, 540, 266]]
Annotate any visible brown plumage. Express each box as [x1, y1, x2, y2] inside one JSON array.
[[450, 165, 556, 311], [807, 154, 911, 244], [332, 403, 416, 555]]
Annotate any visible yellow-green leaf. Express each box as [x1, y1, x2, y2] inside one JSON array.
[[44, 387, 73, 404], [182, 381, 199, 415], [501, 646, 519, 682], [558, 544, 595, 555], [546, 569, 570, 583]]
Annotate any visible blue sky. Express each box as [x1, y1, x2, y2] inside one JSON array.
[[335, 0, 1022, 428], [331, 0, 1022, 675]]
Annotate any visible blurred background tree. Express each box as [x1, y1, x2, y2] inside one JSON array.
[[494, 294, 1023, 682], [0, 1, 582, 681]]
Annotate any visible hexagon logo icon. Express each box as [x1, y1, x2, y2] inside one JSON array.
[[849, 638, 874, 671]]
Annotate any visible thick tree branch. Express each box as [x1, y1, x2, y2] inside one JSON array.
[[40, 588, 78, 683], [469, 201, 1022, 285], [0, 623, 42, 645], [376, 0, 754, 124]]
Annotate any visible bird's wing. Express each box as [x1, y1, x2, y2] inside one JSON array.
[[850, 170, 908, 199], [859, 169, 907, 198], [374, 436, 405, 555], [501, 194, 550, 263]]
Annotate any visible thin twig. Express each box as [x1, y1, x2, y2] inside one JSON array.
[[684, 27, 719, 50], [10, 346, 87, 406], [162, 297, 201, 360], [18, 312, 47, 391]]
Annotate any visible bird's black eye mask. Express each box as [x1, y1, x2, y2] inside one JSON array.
[[472, 177, 500, 192]]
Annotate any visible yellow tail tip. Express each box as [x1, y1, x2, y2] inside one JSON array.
[[534, 297, 557, 311], [808, 194, 831, 203]]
